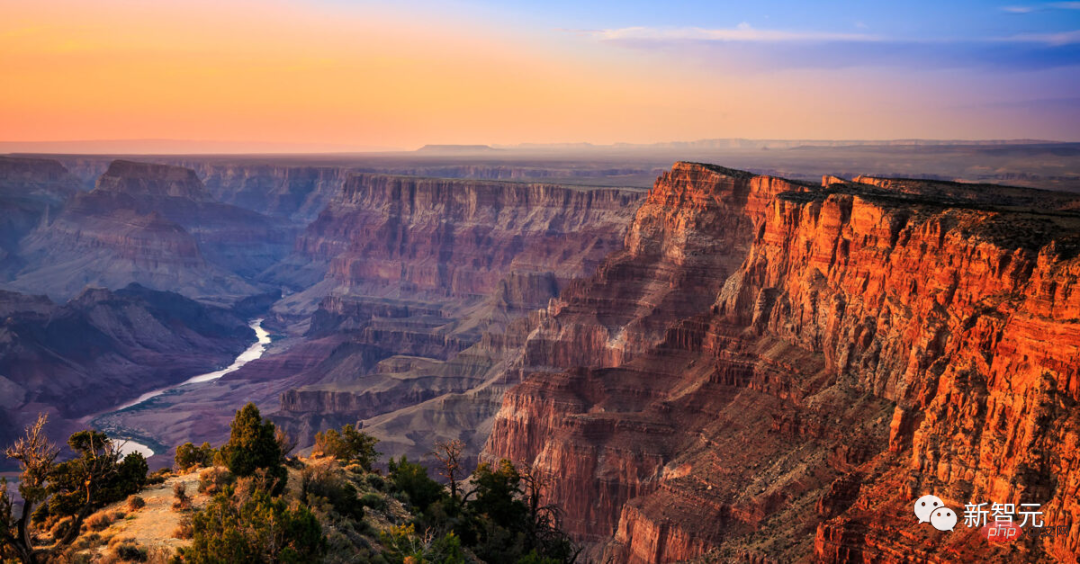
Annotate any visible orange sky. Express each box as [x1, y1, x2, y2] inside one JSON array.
[[1, 0, 1075, 151]]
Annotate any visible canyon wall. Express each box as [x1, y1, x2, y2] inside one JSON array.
[[9, 161, 295, 301], [268, 175, 646, 464], [484, 164, 1080, 563], [0, 157, 81, 275], [297, 174, 642, 299]]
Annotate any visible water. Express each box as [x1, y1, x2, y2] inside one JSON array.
[[106, 318, 272, 457]]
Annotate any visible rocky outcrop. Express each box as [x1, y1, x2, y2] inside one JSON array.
[[8, 161, 296, 300], [483, 164, 1080, 562], [94, 160, 212, 200]]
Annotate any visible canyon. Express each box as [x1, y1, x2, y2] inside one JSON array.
[[1, 150, 1079, 562], [0, 283, 253, 448], [484, 163, 1080, 562]]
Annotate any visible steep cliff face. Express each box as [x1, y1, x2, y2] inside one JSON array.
[[0, 157, 80, 271], [8, 161, 295, 300], [517, 163, 812, 374], [484, 165, 1080, 563], [297, 174, 642, 299], [178, 162, 352, 222], [268, 175, 646, 465]]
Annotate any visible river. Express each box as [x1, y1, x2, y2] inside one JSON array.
[[111, 319, 272, 458]]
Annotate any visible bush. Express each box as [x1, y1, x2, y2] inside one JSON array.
[[174, 515, 194, 540], [175, 442, 217, 472], [197, 467, 233, 495], [218, 403, 287, 495], [387, 456, 444, 512], [49, 516, 73, 539], [359, 493, 387, 512], [173, 483, 190, 510], [178, 487, 325, 563], [114, 541, 148, 562], [85, 511, 116, 531], [313, 424, 380, 470], [364, 473, 386, 492], [300, 459, 364, 521], [146, 468, 171, 486], [127, 495, 146, 512]]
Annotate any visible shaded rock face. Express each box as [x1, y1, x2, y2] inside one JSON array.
[[0, 157, 80, 271], [8, 160, 296, 301], [483, 164, 1080, 563], [298, 174, 643, 299], [0, 284, 251, 448], [268, 175, 645, 465], [179, 163, 351, 222], [95, 160, 212, 200]]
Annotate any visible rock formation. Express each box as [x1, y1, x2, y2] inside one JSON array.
[[484, 163, 1080, 563], [271, 175, 646, 459], [8, 161, 296, 301], [0, 156, 81, 276]]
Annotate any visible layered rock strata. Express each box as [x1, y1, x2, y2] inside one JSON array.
[[484, 165, 1080, 563], [9, 161, 295, 301]]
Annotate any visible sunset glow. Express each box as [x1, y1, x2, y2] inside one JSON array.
[[3, 0, 1079, 150]]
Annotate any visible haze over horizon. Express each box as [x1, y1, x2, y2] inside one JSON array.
[[3, 0, 1080, 150]]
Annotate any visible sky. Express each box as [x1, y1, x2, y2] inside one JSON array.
[[1, 0, 1079, 151]]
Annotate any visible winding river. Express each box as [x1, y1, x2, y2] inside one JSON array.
[[111, 319, 272, 458]]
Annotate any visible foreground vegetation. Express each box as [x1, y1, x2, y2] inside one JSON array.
[[1, 405, 578, 563]]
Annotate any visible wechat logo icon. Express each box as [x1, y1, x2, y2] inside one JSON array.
[[915, 495, 955, 532]]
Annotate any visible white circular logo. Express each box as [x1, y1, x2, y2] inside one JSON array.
[[931, 507, 957, 532], [914, 495, 944, 523]]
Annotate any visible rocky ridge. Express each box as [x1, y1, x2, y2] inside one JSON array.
[[483, 163, 1080, 563]]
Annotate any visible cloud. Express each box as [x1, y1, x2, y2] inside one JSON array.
[[1002, 2, 1080, 13], [579, 24, 1080, 72], [591, 24, 877, 43], [1003, 30, 1080, 45]]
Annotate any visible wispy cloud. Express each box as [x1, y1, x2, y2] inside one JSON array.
[[590, 24, 877, 43], [576, 24, 1080, 72], [1002, 2, 1080, 13], [1003, 29, 1080, 45]]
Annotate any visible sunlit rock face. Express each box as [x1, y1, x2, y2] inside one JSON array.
[[484, 164, 1080, 563]]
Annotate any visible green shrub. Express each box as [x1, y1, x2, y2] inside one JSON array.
[[218, 403, 287, 495], [387, 456, 444, 512], [364, 473, 386, 492], [300, 459, 364, 521], [313, 424, 380, 470], [175, 442, 217, 471], [178, 486, 325, 563], [358, 492, 387, 512]]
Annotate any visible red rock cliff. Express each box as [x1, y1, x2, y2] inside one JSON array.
[[484, 166, 1080, 563]]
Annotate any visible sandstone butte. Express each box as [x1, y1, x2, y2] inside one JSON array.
[[482, 161, 1080, 563]]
